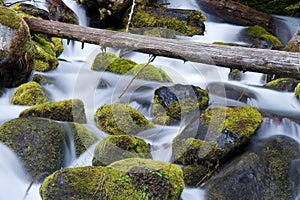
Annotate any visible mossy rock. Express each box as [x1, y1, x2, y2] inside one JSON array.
[[10, 81, 49, 106], [94, 103, 154, 135], [242, 25, 282, 49], [129, 64, 173, 82], [40, 158, 183, 200], [91, 52, 117, 71], [66, 122, 95, 156], [12, 2, 50, 20], [203, 135, 300, 199], [0, 117, 65, 178], [183, 165, 209, 186], [106, 57, 137, 74], [295, 83, 300, 101], [228, 69, 243, 81], [152, 84, 209, 125], [285, 30, 300, 52], [32, 74, 54, 85], [172, 106, 263, 166], [264, 78, 299, 92], [92, 135, 151, 166], [0, 6, 34, 87], [129, 27, 177, 38], [19, 99, 87, 123]]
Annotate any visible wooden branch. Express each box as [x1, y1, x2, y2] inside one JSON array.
[[24, 18, 300, 79]]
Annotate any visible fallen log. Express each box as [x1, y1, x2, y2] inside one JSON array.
[[24, 18, 300, 79]]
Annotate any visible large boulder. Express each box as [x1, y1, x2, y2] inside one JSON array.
[[19, 99, 87, 123], [94, 103, 154, 135], [0, 117, 65, 178], [0, 6, 34, 87], [40, 158, 184, 199], [203, 135, 300, 199], [92, 135, 151, 166]]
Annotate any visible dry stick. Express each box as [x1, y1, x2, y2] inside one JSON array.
[[118, 55, 156, 99]]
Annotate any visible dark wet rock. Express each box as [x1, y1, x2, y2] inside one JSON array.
[[40, 158, 184, 199], [203, 135, 300, 200], [97, 78, 110, 89], [264, 78, 299, 92], [19, 99, 87, 124], [12, 3, 50, 20], [46, 0, 78, 24], [0, 6, 34, 87], [0, 117, 65, 178], [152, 84, 209, 125], [92, 135, 151, 166]]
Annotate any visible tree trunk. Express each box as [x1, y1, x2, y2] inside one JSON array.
[[24, 18, 300, 79]]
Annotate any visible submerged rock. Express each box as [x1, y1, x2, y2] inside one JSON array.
[[264, 78, 299, 92], [94, 103, 154, 135], [0, 6, 34, 87], [0, 117, 65, 178], [19, 99, 87, 123], [10, 81, 49, 106], [152, 84, 209, 125], [40, 158, 184, 199], [65, 122, 95, 156], [203, 135, 300, 200], [92, 135, 151, 166]]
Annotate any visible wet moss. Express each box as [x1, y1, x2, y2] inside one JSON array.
[[228, 69, 243, 81], [183, 165, 209, 186], [92, 135, 151, 166], [94, 103, 154, 135], [295, 83, 300, 101], [32, 74, 53, 85], [10, 81, 49, 106], [130, 64, 173, 82], [91, 52, 118, 71], [19, 99, 87, 123], [108, 57, 137, 74], [246, 25, 282, 48], [264, 78, 299, 92], [0, 6, 21, 29], [67, 122, 95, 156], [0, 117, 65, 178]]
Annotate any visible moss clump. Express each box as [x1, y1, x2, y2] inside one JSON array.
[[91, 52, 118, 71], [67, 122, 95, 156], [94, 103, 154, 135], [108, 57, 137, 74], [93, 135, 151, 166], [0, 117, 65, 178], [0, 6, 21, 29], [130, 64, 173, 82], [183, 165, 209, 186], [32, 74, 53, 85], [40, 158, 184, 199], [295, 83, 300, 101], [51, 37, 64, 56], [264, 78, 299, 92], [10, 81, 49, 106], [228, 69, 243, 81], [19, 99, 87, 123], [246, 25, 282, 48]]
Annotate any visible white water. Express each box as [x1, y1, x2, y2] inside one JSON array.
[[1, 0, 300, 199]]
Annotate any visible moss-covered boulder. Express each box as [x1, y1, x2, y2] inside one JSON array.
[[40, 158, 183, 199], [93, 135, 151, 166], [19, 99, 87, 123], [264, 78, 299, 92], [183, 164, 209, 186], [91, 52, 117, 71], [66, 122, 95, 156], [240, 25, 282, 49], [0, 117, 65, 178], [130, 64, 173, 82], [295, 83, 300, 101], [228, 69, 243, 81], [171, 106, 263, 184], [12, 3, 50, 20], [94, 103, 154, 135], [0, 6, 34, 87], [152, 84, 209, 125], [285, 29, 300, 52], [10, 81, 49, 106], [203, 135, 300, 199]]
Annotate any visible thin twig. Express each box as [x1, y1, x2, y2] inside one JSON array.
[[118, 55, 156, 99], [23, 172, 49, 200], [126, 0, 136, 33]]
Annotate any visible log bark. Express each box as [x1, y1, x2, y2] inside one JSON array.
[[197, 0, 276, 34], [24, 18, 300, 79]]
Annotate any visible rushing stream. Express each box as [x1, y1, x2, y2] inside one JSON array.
[[1, 0, 300, 199]]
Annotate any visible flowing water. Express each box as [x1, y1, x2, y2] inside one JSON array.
[[1, 0, 300, 199]]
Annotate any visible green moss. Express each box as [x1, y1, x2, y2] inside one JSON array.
[[0, 6, 21, 29], [32, 74, 53, 85], [94, 103, 154, 135], [0, 117, 64, 178], [246, 25, 282, 48], [108, 58, 137, 74], [200, 106, 263, 139], [295, 83, 300, 101], [10, 81, 49, 106], [183, 165, 209, 186], [92, 135, 151, 166], [264, 78, 299, 92], [91, 52, 118, 71], [130, 64, 173, 82], [19, 99, 87, 123], [51, 37, 64, 56], [228, 69, 243, 81], [68, 122, 95, 156]]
